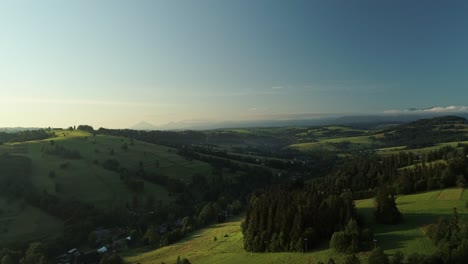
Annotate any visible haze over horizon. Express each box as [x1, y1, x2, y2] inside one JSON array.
[[2, 0, 468, 128]]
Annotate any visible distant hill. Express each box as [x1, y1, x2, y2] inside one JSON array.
[[152, 113, 468, 131], [131, 121, 158, 131], [404, 115, 467, 126], [379, 115, 468, 148]]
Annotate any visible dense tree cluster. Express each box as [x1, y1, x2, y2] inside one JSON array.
[[426, 208, 468, 263], [0, 129, 51, 144], [0, 243, 49, 264], [242, 185, 355, 252], [77, 125, 94, 133], [330, 219, 374, 253], [182, 145, 311, 172], [0, 247, 22, 264], [97, 128, 207, 147], [310, 146, 468, 199]]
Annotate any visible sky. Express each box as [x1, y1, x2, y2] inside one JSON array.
[[2, 0, 468, 128]]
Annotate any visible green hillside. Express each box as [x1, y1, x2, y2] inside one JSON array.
[[291, 116, 468, 154], [0, 129, 217, 246], [0, 130, 214, 208], [124, 188, 467, 264]]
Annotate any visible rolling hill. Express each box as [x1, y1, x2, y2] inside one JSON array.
[[0, 129, 218, 247]]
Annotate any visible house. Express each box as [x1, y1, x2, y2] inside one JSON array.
[[97, 246, 108, 253]]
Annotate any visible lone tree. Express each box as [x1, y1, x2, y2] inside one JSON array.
[[330, 218, 364, 253], [374, 189, 401, 224]]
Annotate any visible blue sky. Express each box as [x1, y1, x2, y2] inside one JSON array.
[[1, 0, 468, 128]]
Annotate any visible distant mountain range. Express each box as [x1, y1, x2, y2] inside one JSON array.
[[5, 112, 468, 132], [133, 112, 468, 131]]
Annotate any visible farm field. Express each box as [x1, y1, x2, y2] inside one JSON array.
[[377, 141, 468, 156], [289, 128, 386, 152], [290, 135, 379, 152], [124, 188, 467, 264]]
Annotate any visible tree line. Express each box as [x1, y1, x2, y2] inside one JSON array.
[[0, 129, 51, 144]]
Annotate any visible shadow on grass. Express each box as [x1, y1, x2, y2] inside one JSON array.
[[354, 208, 460, 252], [374, 232, 420, 251], [368, 212, 453, 251]]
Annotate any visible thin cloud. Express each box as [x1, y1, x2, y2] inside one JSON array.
[[271, 86, 284, 90], [384, 106, 468, 114]]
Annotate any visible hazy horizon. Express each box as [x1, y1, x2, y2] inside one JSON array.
[[2, 0, 468, 128]]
